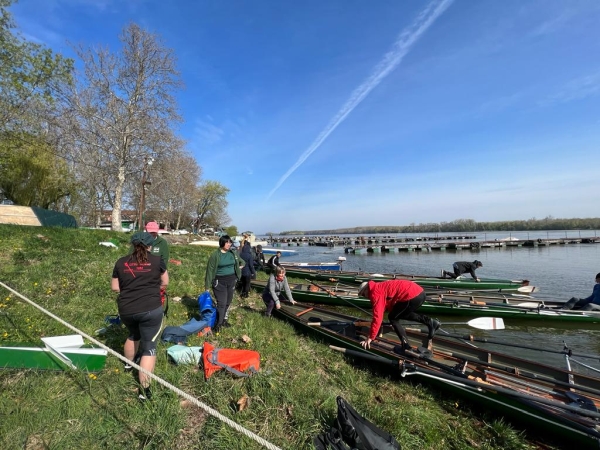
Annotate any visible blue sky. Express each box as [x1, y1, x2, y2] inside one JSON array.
[[10, 0, 600, 233]]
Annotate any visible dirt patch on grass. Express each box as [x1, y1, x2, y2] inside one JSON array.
[[170, 400, 209, 449]]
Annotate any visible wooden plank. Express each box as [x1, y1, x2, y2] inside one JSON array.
[[0, 206, 41, 226]]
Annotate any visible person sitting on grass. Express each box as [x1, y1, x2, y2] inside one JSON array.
[[441, 260, 483, 281], [357, 279, 440, 353], [262, 266, 296, 317]]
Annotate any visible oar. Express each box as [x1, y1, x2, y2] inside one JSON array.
[[430, 286, 535, 294], [427, 296, 554, 313], [306, 279, 373, 316], [309, 316, 504, 331], [429, 332, 600, 360], [424, 287, 535, 301], [441, 317, 505, 330], [308, 320, 372, 327]]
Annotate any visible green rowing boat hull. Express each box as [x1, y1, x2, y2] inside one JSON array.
[[250, 281, 600, 327], [282, 268, 530, 291]]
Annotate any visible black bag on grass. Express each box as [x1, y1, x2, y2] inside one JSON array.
[[313, 396, 400, 450]]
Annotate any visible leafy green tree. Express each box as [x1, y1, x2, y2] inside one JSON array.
[[225, 225, 238, 237], [0, 1, 74, 208], [0, 131, 77, 207], [0, 0, 73, 132], [195, 181, 230, 229]]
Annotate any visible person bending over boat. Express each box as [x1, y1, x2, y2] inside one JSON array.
[[562, 273, 600, 311], [441, 260, 482, 281], [358, 280, 440, 352], [111, 232, 168, 402], [262, 266, 297, 316]]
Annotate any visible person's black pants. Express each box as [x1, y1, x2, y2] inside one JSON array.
[[212, 274, 237, 327], [387, 292, 430, 346], [240, 274, 251, 296]]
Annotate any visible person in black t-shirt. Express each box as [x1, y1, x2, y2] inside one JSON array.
[[267, 251, 282, 270], [112, 232, 168, 401]]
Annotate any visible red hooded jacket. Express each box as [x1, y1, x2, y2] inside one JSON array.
[[367, 280, 423, 340]]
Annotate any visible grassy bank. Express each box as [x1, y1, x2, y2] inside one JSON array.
[[0, 224, 554, 449]]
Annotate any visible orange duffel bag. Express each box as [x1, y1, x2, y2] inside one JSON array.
[[202, 342, 260, 380]]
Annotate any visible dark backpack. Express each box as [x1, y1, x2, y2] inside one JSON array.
[[313, 396, 400, 450]]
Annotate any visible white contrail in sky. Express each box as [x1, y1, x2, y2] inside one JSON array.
[[267, 0, 454, 199]]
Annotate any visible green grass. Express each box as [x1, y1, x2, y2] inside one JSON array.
[[0, 225, 559, 449]]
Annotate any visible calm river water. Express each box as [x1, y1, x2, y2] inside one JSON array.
[[264, 230, 600, 374]]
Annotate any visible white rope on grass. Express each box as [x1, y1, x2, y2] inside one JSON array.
[[0, 281, 282, 450]]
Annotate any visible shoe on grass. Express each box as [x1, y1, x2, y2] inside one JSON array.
[[138, 387, 152, 402]]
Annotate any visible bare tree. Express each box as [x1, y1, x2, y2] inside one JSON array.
[[145, 148, 202, 230], [54, 23, 183, 230]]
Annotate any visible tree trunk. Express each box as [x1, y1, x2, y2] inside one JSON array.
[[111, 165, 125, 231]]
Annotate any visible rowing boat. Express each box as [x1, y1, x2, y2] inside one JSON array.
[[273, 303, 600, 447], [280, 267, 535, 292], [0, 335, 107, 372], [280, 261, 343, 271], [261, 248, 298, 256], [249, 281, 600, 327]]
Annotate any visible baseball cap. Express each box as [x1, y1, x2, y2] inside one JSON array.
[[145, 221, 159, 233]]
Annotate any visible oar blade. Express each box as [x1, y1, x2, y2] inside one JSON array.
[[516, 302, 543, 308], [466, 317, 505, 330], [517, 286, 537, 293]]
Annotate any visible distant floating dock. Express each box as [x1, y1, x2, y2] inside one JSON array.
[[343, 237, 600, 254], [267, 234, 600, 250], [269, 235, 479, 247]]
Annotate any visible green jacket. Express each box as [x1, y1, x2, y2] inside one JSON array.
[[204, 248, 243, 291], [150, 235, 169, 266]]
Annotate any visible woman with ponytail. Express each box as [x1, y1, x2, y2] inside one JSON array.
[[111, 232, 168, 401]]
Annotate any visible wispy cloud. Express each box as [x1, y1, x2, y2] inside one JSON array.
[[541, 71, 600, 106], [194, 118, 225, 145], [529, 11, 573, 37], [267, 0, 454, 199]]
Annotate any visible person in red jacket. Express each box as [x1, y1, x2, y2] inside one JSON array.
[[358, 279, 440, 352]]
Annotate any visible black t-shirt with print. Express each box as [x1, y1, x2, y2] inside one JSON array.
[[112, 253, 166, 315]]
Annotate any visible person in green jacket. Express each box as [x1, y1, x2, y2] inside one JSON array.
[[146, 221, 170, 306], [145, 221, 169, 265], [205, 234, 244, 332]]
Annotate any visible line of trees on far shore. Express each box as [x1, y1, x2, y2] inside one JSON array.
[[278, 217, 600, 235]]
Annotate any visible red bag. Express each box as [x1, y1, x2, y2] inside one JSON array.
[[202, 342, 260, 380]]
